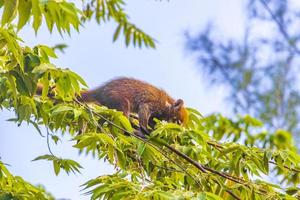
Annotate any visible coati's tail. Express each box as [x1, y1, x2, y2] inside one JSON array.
[[77, 90, 96, 103], [36, 84, 96, 103]]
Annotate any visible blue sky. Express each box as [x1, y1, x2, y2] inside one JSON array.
[[0, 1, 245, 199]]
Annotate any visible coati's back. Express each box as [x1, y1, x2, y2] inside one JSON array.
[[84, 78, 172, 110]]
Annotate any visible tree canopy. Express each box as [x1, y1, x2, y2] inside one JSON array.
[[1, 1, 300, 199], [185, 0, 300, 143]]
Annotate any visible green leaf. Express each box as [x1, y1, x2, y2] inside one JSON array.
[[243, 115, 263, 127], [1, 0, 18, 26], [285, 187, 300, 195], [17, 0, 32, 30], [125, 28, 131, 47], [32, 63, 56, 74], [218, 145, 239, 158], [7, 74, 17, 107], [32, 154, 56, 162], [113, 24, 122, 42], [51, 135, 60, 144], [40, 75, 49, 99], [39, 45, 57, 58], [52, 105, 74, 114], [98, 133, 115, 147], [53, 160, 60, 176], [118, 115, 133, 132], [32, 155, 82, 175], [137, 143, 146, 156], [67, 70, 88, 87], [116, 149, 125, 169], [263, 151, 269, 173], [52, 43, 68, 53], [32, 0, 42, 33]]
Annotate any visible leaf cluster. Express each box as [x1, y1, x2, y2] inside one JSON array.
[[0, 161, 55, 200], [184, 0, 300, 140], [0, 0, 156, 47]]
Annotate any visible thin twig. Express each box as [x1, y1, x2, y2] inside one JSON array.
[[151, 163, 184, 173], [225, 189, 241, 200], [158, 141, 207, 173], [46, 127, 55, 156], [269, 160, 300, 173], [137, 135, 202, 186]]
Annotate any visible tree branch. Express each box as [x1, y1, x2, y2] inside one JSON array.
[[259, 0, 300, 54]]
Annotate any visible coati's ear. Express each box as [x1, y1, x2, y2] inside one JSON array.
[[173, 99, 184, 111]]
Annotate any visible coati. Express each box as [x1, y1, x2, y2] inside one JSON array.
[[37, 77, 188, 133]]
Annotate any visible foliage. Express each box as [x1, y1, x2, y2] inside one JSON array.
[[0, 0, 155, 48], [0, 0, 300, 200], [82, 0, 156, 48], [185, 0, 300, 141], [32, 154, 82, 176], [0, 161, 55, 200]]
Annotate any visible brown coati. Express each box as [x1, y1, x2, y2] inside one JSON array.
[[37, 77, 188, 133]]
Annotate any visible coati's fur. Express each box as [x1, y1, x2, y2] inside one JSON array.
[[37, 77, 188, 133]]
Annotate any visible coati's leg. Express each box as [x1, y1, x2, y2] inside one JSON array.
[[116, 98, 135, 136], [138, 104, 151, 135], [115, 98, 144, 138], [119, 98, 130, 118], [114, 98, 141, 131]]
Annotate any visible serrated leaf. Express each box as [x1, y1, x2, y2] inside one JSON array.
[[1, 0, 18, 26], [125, 28, 131, 47], [40, 75, 49, 99], [137, 143, 146, 156], [32, 154, 56, 161], [263, 151, 269, 173], [218, 145, 239, 158], [53, 43, 68, 53], [113, 24, 122, 42], [67, 70, 88, 87], [52, 105, 74, 114], [17, 0, 32, 30], [116, 149, 125, 169], [98, 133, 115, 147], [53, 160, 60, 175], [52, 135, 60, 144], [32, 63, 56, 74], [39, 45, 57, 58], [32, 0, 42, 33], [118, 115, 133, 132]]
